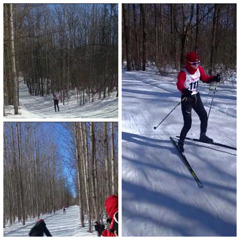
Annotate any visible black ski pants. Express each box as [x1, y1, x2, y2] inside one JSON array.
[[179, 93, 208, 141], [54, 100, 59, 112]]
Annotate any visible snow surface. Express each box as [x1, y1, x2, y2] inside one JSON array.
[[4, 79, 118, 119], [4, 205, 97, 237], [122, 67, 236, 236]]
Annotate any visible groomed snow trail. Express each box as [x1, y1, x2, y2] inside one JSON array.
[[4, 80, 118, 119], [122, 69, 236, 236], [4, 206, 97, 237]]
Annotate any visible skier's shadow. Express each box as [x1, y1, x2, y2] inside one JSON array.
[[186, 141, 236, 156], [122, 179, 236, 236], [122, 131, 175, 153]]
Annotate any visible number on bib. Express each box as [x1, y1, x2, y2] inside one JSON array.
[[188, 81, 198, 91]]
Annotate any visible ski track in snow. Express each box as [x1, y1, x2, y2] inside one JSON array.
[[4, 79, 118, 119], [122, 68, 236, 236], [4, 205, 97, 237]]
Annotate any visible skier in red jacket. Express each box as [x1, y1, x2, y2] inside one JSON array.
[[101, 195, 118, 237], [177, 52, 220, 152]]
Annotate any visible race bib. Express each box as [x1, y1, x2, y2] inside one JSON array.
[[183, 68, 200, 94]]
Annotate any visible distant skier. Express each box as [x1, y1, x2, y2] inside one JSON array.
[[63, 207, 66, 214], [52, 92, 60, 112], [29, 219, 52, 237], [101, 195, 118, 237], [177, 51, 220, 152]]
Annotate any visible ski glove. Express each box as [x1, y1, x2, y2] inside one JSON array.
[[182, 88, 192, 97], [182, 89, 198, 104], [213, 74, 221, 82]]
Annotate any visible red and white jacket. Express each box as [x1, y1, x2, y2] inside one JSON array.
[[177, 64, 214, 94]]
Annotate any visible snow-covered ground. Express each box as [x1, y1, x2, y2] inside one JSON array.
[[122, 67, 236, 236], [4, 80, 118, 119], [4, 205, 97, 237]]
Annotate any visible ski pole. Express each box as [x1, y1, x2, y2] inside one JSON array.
[[208, 69, 222, 92], [153, 97, 186, 130], [207, 81, 219, 119]]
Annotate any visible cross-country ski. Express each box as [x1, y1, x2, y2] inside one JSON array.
[[170, 137, 203, 188], [176, 136, 236, 151]]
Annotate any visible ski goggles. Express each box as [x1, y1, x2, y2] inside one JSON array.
[[189, 61, 200, 66]]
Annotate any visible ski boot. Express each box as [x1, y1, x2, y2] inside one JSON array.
[[178, 139, 184, 153], [199, 133, 213, 143]]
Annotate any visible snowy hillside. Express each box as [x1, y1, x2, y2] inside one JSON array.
[[122, 67, 236, 236], [4, 205, 97, 237], [4, 80, 118, 119]]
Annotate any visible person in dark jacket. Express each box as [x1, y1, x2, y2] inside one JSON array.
[[29, 219, 52, 237], [94, 221, 105, 236]]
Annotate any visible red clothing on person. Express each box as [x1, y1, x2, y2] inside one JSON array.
[[102, 195, 118, 237], [105, 195, 118, 219], [101, 229, 116, 237], [177, 52, 214, 93]]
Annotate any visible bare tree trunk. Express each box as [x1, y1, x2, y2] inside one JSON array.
[[103, 123, 110, 196], [80, 123, 91, 230], [110, 123, 115, 194], [159, 5, 163, 56], [33, 126, 40, 219], [210, 4, 220, 74], [171, 4, 179, 70], [74, 123, 85, 227], [180, 4, 194, 66], [123, 4, 131, 71], [16, 123, 25, 225], [154, 5, 159, 65], [140, 4, 146, 71], [90, 123, 98, 220], [133, 4, 140, 70], [82, 123, 92, 232], [10, 123, 21, 221], [195, 4, 200, 52], [8, 4, 18, 114]]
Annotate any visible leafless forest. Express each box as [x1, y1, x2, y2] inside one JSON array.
[[4, 122, 118, 232], [123, 4, 236, 75], [4, 4, 118, 115]]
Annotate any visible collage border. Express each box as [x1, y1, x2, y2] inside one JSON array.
[[1, 0, 239, 239]]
